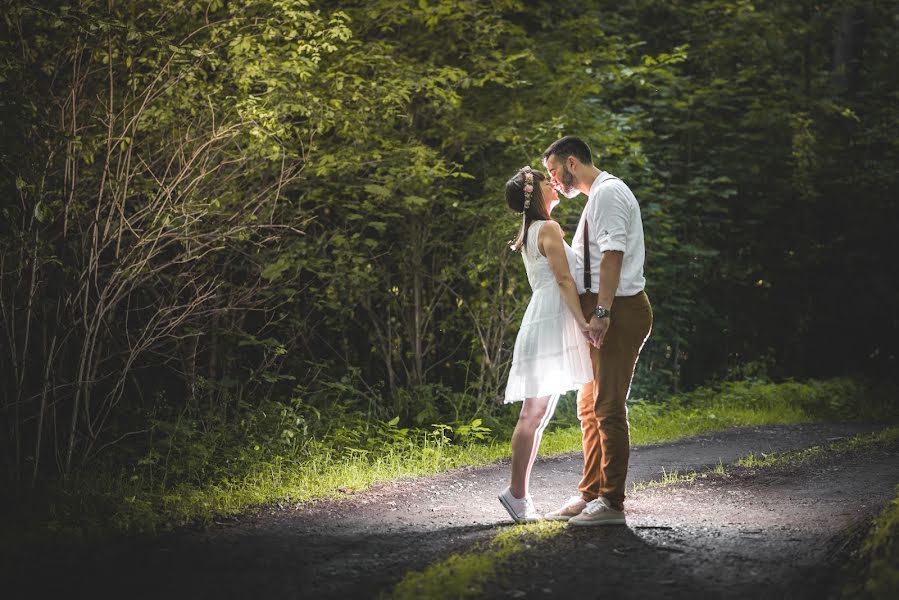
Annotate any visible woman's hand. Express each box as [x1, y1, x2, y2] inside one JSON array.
[[587, 315, 610, 348], [577, 319, 592, 341]]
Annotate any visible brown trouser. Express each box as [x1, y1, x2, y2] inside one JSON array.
[[577, 290, 652, 511]]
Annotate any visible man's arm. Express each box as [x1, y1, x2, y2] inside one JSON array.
[[586, 181, 631, 347], [587, 250, 623, 347], [596, 250, 623, 311]]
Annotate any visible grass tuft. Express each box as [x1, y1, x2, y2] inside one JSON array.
[[385, 520, 566, 600], [736, 426, 899, 469], [631, 467, 705, 493]]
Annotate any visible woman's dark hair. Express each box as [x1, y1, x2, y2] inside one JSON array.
[[505, 167, 550, 253]]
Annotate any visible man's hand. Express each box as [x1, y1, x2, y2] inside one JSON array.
[[587, 315, 610, 348]]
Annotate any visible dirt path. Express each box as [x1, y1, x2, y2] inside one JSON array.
[[484, 437, 899, 599], [8, 421, 896, 599]]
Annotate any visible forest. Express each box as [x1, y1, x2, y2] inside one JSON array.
[[1, 0, 897, 536]]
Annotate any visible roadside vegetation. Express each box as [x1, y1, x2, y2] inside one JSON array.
[[846, 488, 899, 600], [3, 376, 894, 542], [630, 424, 899, 494], [736, 426, 899, 469]]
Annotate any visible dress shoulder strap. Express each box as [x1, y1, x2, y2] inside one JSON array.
[[527, 220, 547, 259]]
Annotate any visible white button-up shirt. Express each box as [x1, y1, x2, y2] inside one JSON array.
[[571, 172, 646, 297]]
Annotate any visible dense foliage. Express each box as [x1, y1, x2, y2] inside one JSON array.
[[1, 0, 896, 486]]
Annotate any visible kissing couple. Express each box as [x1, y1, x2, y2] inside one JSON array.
[[498, 135, 653, 526]]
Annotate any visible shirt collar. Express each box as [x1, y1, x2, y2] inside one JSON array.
[[588, 171, 615, 197]]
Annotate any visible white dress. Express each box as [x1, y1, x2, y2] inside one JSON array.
[[504, 220, 593, 403]]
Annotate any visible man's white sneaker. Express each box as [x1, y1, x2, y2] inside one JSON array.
[[544, 495, 587, 521], [498, 487, 542, 523], [568, 496, 626, 526]]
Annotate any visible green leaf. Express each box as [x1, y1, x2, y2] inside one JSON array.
[[261, 256, 293, 282], [33, 202, 49, 223], [364, 184, 391, 198]]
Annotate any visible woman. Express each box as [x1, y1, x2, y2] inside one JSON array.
[[498, 165, 593, 522]]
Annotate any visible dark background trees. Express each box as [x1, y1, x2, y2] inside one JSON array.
[[1, 0, 896, 488]]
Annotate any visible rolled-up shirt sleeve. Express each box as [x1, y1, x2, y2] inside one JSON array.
[[590, 181, 630, 253]]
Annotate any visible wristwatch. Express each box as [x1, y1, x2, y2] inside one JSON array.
[[593, 305, 610, 319]]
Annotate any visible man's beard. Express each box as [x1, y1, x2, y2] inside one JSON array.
[[559, 166, 580, 198]]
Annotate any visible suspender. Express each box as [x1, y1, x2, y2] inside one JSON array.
[[582, 174, 621, 293], [583, 219, 591, 292]]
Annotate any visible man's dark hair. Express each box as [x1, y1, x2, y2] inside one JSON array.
[[542, 135, 593, 165]]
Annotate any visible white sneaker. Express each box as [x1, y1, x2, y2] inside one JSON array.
[[498, 487, 542, 523], [568, 496, 626, 526], [544, 495, 588, 521]]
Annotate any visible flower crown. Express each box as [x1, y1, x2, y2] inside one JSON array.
[[521, 166, 534, 212]]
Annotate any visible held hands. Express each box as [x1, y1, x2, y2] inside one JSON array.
[[578, 320, 592, 344], [578, 316, 609, 348], [586, 315, 609, 348]]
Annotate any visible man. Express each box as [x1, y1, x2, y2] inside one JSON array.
[[541, 136, 652, 526]]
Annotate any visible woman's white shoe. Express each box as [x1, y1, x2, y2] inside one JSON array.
[[498, 487, 543, 522]]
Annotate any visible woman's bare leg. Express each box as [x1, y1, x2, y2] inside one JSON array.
[[509, 394, 560, 499]]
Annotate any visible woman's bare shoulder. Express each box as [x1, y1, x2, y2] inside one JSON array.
[[538, 219, 563, 239]]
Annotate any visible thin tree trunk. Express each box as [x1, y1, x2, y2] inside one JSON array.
[[14, 229, 41, 481], [413, 266, 424, 387], [32, 334, 58, 487], [673, 336, 681, 394], [386, 306, 396, 398], [832, 7, 866, 96]]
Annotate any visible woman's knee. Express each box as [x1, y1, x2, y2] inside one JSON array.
[[518, 403, 549, 425]]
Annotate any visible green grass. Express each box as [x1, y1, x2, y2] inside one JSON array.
[[386, 521, 566, 600], [627, 377, 895, 445], [736, 426, 899, 469], [629, 426, 899, 495], [846, 487, 899, 600], [5, 377, 896, 542], [630, 466, 705, 493]]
